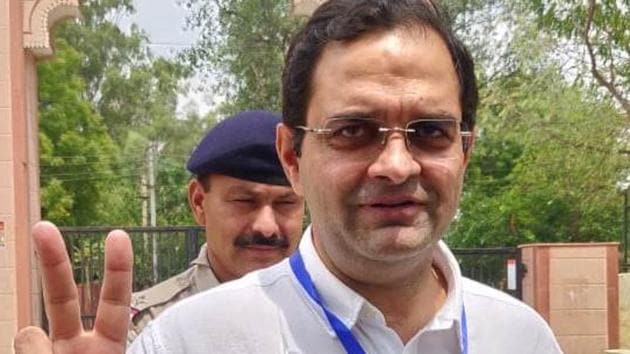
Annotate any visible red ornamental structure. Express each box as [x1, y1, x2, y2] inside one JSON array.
[[0, 1, 80, 352]]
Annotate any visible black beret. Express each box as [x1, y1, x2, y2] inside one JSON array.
[[186, 110, 289, 186]]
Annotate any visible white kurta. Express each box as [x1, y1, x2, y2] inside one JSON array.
[[128, 226, 563, 354]]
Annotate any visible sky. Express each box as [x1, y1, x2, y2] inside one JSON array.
[[117, 0, 211, 116], [125, 0, 196, 57]]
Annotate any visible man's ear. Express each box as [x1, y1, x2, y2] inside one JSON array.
[[187, 179, 207, 226], [276, 123, 303, 196]]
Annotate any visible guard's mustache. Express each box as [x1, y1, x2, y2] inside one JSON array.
[[234, 233, 289, 248]]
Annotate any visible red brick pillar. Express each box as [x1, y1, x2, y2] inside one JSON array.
[[519, 243, 619, 354]]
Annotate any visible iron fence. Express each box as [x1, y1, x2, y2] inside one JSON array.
[[60, 225, 205, 290], [57, 226, 522, 329], [451, 247, 522, 300], [59, 225, 205, 329]]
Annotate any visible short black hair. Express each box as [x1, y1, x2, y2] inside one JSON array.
[[282, 0, 478, 154]]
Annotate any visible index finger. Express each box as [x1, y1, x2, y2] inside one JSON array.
[[32, 221, 83, 340]]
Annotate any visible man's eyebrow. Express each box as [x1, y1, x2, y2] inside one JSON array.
[[414, 112, 459, 121], [225, 186, 256, 196], [327, 110, 380, 120], [277, 192, 299, 200], [327, 111, 460, 122]]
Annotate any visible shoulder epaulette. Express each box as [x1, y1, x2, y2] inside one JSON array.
[[130, 267, 194, 314]]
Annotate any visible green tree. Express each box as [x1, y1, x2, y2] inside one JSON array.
[[38, 40, 119, 225], [449, 67, 625, 246], [155, 110, 218, 225], [41, 0, 195, 226], [524, 0, 629, 118], [425, 0, 629, 247], [54, 0, 149, 104], [182, 0, 304, 114]]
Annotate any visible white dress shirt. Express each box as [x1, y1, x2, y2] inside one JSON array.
[[128, 226, 563, 354]]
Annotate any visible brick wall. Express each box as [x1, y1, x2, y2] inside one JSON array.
[[0, 0, 17, 351], [620, 274, 630, 349], [520, 243, 620, 354]]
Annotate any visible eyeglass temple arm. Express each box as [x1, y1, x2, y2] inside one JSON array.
[[296, 126, 331, 134]]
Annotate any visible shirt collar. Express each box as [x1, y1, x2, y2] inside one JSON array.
[[298, 226, 365, 335], [297, 226, 465, 338], [190, 243, 220, 291], [423, 240, 464, 330], [191, 243, 211, 267]]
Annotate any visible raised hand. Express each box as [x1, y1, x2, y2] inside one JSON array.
[[14, 221, 133, 354]]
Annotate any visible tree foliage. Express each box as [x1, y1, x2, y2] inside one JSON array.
[[524, 0, 629, 118], [40, 0, 202, 226], [449, 67, 625, 246], [38, 40, 119, 225], [445, 0, 627, 246], [181, 0, 304, 114], [54, 0, 149, 103]]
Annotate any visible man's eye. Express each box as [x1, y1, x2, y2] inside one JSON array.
[[333, 123, 369, 138], [325, 119, 381, 149], [275, 200, 297, 208], [233, 199, 254, 204], [277, 199, 296, 204], [417, 126, 444, 138], [411, 122, 451, 140]]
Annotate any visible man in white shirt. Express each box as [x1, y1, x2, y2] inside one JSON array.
[[15, 0, 563, 353]]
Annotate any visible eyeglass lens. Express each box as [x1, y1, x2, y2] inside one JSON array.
[[324, 118, 462, 153]]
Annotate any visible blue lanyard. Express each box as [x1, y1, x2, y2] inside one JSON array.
[[289, 250, 469, 354], [290, 250, 366, 354], [461, 304, 468, 354]]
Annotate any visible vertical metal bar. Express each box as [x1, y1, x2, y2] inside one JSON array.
[[515, 248, 523, 300], [185, 228, 196, 265], [149, 143, 159, 283], [195, 228, 202, 256], [152, 231, 159, 282]]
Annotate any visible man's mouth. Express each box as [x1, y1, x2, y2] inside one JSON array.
[[241, 244, 286, 252], [234, 234, 289, 249], [358, 195, 426, 222], [371, 200, 417, 208], [361, 194, 423, 207]]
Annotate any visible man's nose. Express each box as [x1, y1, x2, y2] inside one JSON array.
[[251, 205, 281, 237], [366, 133, 421, 184]]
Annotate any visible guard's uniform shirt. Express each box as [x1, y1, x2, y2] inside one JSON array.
[[128, 226, 563, 354], [127, 244, 219, 344]]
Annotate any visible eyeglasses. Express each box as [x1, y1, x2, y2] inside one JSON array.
[[296, 117, 472, 156]]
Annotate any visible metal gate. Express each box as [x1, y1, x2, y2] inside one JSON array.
[[57, 226, 523, 329], [451, 247, 523, 300], [59, 225, 205, 329]]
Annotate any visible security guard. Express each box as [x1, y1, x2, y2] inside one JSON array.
[[127, 110, 305, 344]]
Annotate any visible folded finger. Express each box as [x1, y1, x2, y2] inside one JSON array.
[[14, 326, 53, 354]]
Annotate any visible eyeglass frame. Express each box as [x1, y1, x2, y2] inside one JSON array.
[[294, 116, 473, 156]]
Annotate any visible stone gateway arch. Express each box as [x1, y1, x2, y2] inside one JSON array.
[[0, 1, 79, 352]]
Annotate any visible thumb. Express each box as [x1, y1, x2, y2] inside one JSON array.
[[14, 326, 53, 354]]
